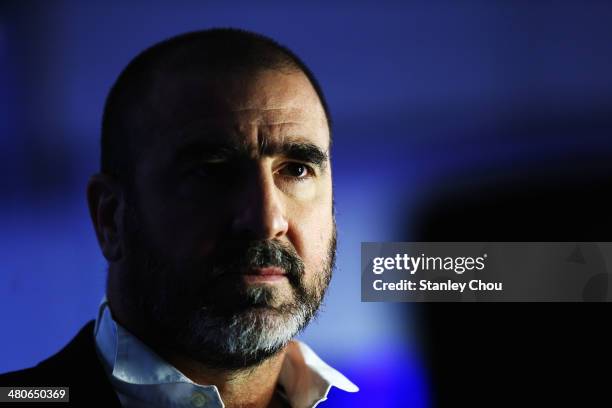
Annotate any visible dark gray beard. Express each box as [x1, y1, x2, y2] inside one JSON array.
[[115, 201, 336, 369]]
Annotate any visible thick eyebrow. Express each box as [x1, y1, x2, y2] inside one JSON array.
[[262, 141, 329, 170], [174, 141, 242, 165], [174, 140, 329, 171]]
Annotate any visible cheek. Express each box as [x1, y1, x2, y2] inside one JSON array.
[[288, 199, 335, 280], [136, 190, 230, 259], [276, 178, 317, 201]]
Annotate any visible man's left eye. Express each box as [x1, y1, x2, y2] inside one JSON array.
[[279, 163, 313, 179]]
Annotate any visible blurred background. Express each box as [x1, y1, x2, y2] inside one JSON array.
[[2, 1, 612, 407]]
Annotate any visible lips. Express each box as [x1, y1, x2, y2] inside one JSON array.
[[242, 267, 287, 283], [243, 266, 286, 276]]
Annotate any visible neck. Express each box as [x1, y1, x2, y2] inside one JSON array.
[[162, 349, 288, 408], [107, 293, 289, 408], [107, 291, 287, 408]]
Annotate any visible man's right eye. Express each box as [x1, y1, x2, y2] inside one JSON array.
[[187, 160, 248, 185], [191, 162, 226, 179]]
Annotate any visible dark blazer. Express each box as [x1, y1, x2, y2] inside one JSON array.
[[0, 320, 122, 407]]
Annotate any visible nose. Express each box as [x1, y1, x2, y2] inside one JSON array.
[[231, 166, 289, 240]]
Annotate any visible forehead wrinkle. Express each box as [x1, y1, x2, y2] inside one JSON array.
[[160, 118, 309, 142], [237, 108, 320, 125], [164, 112, 317, 131], [232, 107, 303, 112], [246, 121, 309, 127], [159, 112, 327, 159], [230, 107, 324, 121], [173, 131, 325, 154]]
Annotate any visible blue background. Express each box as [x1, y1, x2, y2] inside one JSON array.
[[2, 1, 612, 406]]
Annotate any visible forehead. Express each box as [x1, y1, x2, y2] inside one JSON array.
[[144, 69, 329, 154]]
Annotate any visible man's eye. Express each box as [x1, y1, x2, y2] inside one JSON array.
[[189, 162, 228, 179], [279, 163, 313, 179]]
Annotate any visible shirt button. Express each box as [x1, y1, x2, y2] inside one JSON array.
[[191, 391, 208, 407]]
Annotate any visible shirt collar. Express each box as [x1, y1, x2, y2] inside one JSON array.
[[94, 296, 358, 407]]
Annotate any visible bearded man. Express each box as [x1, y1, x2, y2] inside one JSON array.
[[0, 28, 358, 408]]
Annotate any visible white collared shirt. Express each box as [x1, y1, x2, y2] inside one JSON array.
[[93, 297, 358, 408]]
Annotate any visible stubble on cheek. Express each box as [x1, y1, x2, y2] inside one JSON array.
[[120, 178, 335, 336]]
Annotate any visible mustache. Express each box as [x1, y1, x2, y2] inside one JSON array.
[[209, 240, 305, 285]]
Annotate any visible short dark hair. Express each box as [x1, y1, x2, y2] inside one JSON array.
[[101, 28, 331, 183]]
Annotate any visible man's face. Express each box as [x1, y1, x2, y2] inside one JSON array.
[[118, 68, 335, 368]]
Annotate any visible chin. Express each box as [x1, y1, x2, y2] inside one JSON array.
[[174, 306, 306, 369]]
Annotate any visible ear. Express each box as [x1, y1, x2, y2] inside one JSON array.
[[87, 173, 126, 262]]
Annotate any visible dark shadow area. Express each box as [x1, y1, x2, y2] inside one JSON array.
[[408, 153, 612, 407]]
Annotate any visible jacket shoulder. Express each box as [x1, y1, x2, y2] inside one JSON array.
[[0, 365, 44, 387], [0, 321, 93, 386], [0, 320, 121, 407]]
